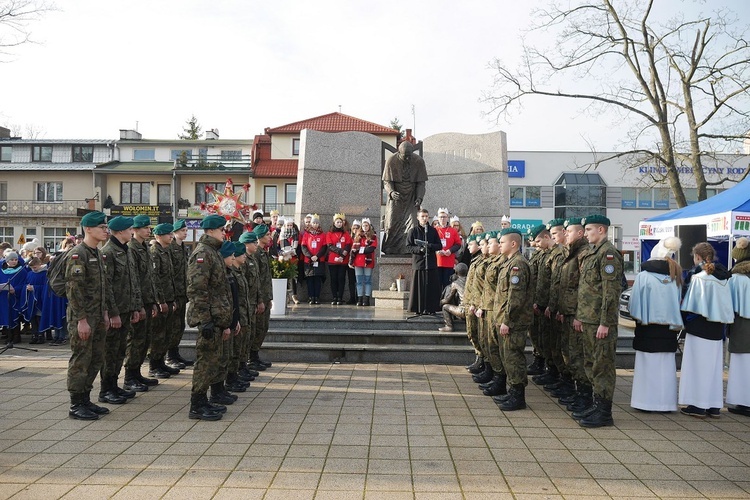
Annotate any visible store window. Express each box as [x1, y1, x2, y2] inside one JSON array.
[[510, 186, 541, 207], [622, 187, 672, 209], [121, 182, 151, 204], [554, 173, 606, 219]]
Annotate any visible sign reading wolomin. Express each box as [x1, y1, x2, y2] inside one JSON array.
[[109, 205, 173, 224]]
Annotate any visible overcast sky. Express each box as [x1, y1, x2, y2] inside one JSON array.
[[1, 0, 746, 150]]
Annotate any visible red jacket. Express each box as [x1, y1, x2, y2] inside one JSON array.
[[326, 229, 352, 266], [301, 231, 327, 263], [351, 234, 377, 268], [435, 225, 462, 268]]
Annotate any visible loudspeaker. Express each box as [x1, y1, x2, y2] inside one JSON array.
[[675, 225, 707, 270]]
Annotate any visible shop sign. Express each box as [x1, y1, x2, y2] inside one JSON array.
[[508, 160, 525, 178]]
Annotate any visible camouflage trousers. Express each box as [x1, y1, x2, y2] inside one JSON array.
[[545, 314, 567, 375], [482, 313, 505, 374], [250, 306, 271, 353], [228, 326, 247, 375], [67, 316, 107, 395], [529, 311, 544, 357], [563, 316, 587, 385], [125, 307, 152, 370], [581, 322, 618, 400], [465, 310, 481, 355], [241, 312, 256, 364], [217, 335, 232, 382], [191, 328, 230, 395], [149, 307, 173, 359], [167, 297, 187, 351], [101, 319, 132, 383], [500, 326, 529, 387]]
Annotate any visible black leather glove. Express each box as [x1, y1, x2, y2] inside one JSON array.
[[201, 322, 215, 340]]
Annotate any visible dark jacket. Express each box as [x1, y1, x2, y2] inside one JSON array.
[[406, 224, 442, 271]]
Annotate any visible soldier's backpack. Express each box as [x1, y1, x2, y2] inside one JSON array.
[[47, 250, 71, 298]]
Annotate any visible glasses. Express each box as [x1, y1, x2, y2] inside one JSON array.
[[96, 225, 109, 230]]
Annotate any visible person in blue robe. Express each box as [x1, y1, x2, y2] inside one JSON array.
[[1, 252, 29, 344]]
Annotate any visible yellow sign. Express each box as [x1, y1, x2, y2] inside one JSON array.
[[17, 234, 26, 246]]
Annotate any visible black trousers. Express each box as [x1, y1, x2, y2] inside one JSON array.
[[329, 265, 347, 299]]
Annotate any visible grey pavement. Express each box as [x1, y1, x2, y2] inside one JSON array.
[[0, 329, 749, 499]]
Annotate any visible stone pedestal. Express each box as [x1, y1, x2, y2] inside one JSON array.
[[372, 290, 409, 310], [376, 255, 412, 310]]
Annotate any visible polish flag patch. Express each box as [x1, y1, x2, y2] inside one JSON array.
[[71, 254, 79, 260], [197, 258, 204, 264], [606, 254, 614, 260]]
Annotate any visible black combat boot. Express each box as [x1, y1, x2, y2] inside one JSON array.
[[189, 393, 223, 421], [236, 368, 255, 383], [84, 392, 110, 415], [210, 383, 236, 405], [69, 393, 99, 420], [550, 376, 576, 398], [532, 364, 559, 385], [482, 374, 507, 397], [159, 356, 180, 375], [225, 373, 248, 393], [148, 359, 171, 379], [113, 374, 136, 399], [239, 362, 259, 378], [465, 355, 483, 373], [579, 397, 614, 428], [572, 396, 598, 420], [498, 385, 527, 411], [567, 384, 593, 413], [472, 364, 494, 384], [166, 348, 186, 370], [254, 351, 272, 368], [526, 355, 545, 376], [123, 369, 149, 392], [98, 377, 127, 404], [559, 382, 580, 405]]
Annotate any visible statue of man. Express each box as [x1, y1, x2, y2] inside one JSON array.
[[382, 142, 428, 254]]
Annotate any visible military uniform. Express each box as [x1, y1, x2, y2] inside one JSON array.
[[250, 241, 273, 367], [100, 229, 142, 402], [574, 215, 623, 427], [481, 253, 506, 381], [468, 250, 494, 383], [241, 245, 260, 371], [125, 235, 158, 378], [66, 211, 111, 420], [187, 232, 232, 418], [149, 239, 176, 372], [540, 244, 566, 382], [167, 236, 189, 366], [462, 248, 484, 365], [528, 244, 549, 372]]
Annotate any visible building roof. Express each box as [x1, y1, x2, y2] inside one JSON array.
[[0, 139, 112, 145], [253, 160, 298, 178], [1, 162, 96, 171], [95, 161, 175, 172], [265, 112, 399, 135], [116, 139, 253, 146]]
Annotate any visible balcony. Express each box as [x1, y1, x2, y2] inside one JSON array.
[[173, 154, 252, 172], [0, 199, 88, 216]]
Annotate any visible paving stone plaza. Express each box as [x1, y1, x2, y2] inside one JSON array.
[[1, 335, 749, 499]]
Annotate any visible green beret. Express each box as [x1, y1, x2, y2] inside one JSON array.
[[132, 215, 151, 228], [563, 217, 583, 228], [546, 218, 565, 230], [200, 215, 226, 230], [233, 242, 246, 257], [108, 216, 133, 232], [239, 231, 258, 243], [529, 224, 546, 239], [582, 214, 611, 227], [253, 224, 269, 238], [153, 223, 174, 235], [486, 230, 500, 240], [219, 240, 235, 258], [500, 228, 523, 237], [81, 211, 106, 227], [172, 219, 186, 231]]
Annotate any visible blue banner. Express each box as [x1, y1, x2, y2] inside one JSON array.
[[508, 160, 526, 178]]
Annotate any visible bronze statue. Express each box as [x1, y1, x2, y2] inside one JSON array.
[[382, 142, 428, 254]]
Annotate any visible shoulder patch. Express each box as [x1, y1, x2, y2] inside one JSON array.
[[102, 254, 107, 260], [511, 266, 519, 272], [510, 275, 520, 284], [606, 254, 614, 260], [71, 254, 79, 260], [197, 258, 204, 264], [604, 264, 615, 274]]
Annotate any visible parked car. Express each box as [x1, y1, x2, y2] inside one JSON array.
[[619, 287, 633, 320]]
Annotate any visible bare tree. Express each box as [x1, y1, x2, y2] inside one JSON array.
[[9, 121, 44, 138], [483, 0, 750, 207], [0, 0, 56, 60]]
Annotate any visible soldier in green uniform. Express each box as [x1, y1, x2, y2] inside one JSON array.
[[239, 231, 261, 380], [535, 220, 567, 387], [475, 231, 507, 396], [492, 228, 533, 411], [573, 215, 623, 428], [187, 215, 233, 420], [526, 225, 547, 375], [468, 236, 494, 383], [166, 219, 192, 368], [556, 218, 591, 412], [226, 242, 253, 392], [249, 224, 273, 371], [99, 216, 142, 405], [123, 215, 160, 390], [461, 235, 485, 372], [149, 223, 178, 378], [66, 211, 113, 420]]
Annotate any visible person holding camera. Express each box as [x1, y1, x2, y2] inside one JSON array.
[[186, 215, 233, 421]]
